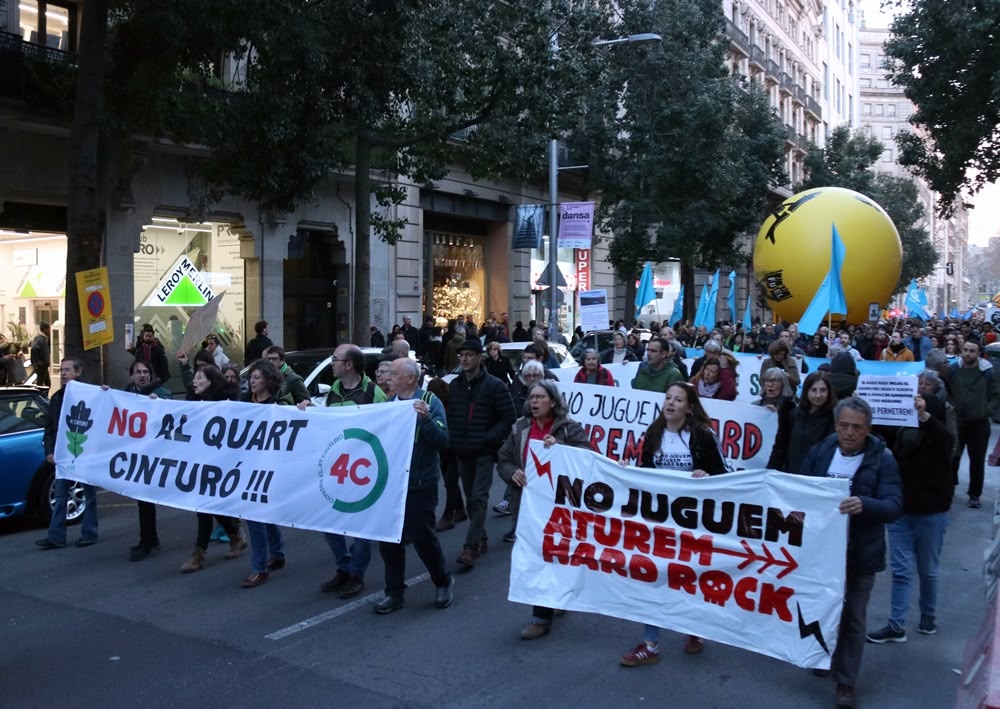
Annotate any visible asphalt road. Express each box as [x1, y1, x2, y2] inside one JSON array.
[[1, 435, 995, 709]]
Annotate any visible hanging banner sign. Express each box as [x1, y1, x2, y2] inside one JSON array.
[[75, 266, 114, 350], [54, 382, 416, 543], [553, 381, 777, 470], [557, 201, 595, 249], [510, 442, 850, 669]]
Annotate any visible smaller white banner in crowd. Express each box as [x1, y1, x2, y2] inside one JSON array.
[[557, 201, 595, 249], [855, 375, 918, 427], [554, 381, 778, 470], [54, 381, 416, 542], [510, 442, 850, 669]]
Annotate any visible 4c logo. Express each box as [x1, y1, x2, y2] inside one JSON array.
[[317, 428, 388, 513]]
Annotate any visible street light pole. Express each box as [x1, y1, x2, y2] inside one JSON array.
[[546, 32, 661, 341]]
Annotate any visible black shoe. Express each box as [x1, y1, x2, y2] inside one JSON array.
[[35, 538, 65, 550], [337, 575, 365, 599], [374, 595, 405, 614], [75, 537, 98, 548], [129, 543, 160, 562], [435, 576, 455, 609], [319, 570, 351, 593]]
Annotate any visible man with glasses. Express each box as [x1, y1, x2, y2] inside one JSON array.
[[315, 343, 386, 598], [631, 337, 682, 393], [446, 339, 516, 568], [36, 359, 99, 549], [263, 346, 309, 404], [372, 357, 454, 614]]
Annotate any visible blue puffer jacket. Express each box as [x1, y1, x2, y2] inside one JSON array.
[[392, 388, 449, 489], [800, 433, 902, 574]]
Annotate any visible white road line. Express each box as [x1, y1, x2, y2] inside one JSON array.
[[265, 572, 431, 640]]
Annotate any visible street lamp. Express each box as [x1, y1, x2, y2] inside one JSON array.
[[547, 32, 662, 339]]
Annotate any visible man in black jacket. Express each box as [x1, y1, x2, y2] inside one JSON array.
[[446, 339, 516, 569]]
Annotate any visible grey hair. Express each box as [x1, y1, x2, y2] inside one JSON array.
[[923, 348, 948, 371], [918, 369, 946, 400], [524, 380, 569, 419], [394, 356, 421, 380], [704, 340, 722, 354], [762, 367, 794, 399], [834, 396, 873, 426], [521, 359, 544, 377]]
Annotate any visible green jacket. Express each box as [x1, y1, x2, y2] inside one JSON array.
[[631, 360, 683, 393], [324, 374, 387, 406]]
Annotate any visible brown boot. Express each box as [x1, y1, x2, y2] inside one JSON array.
[[224, 532, 248, 560], [180, 547, 206, 573]]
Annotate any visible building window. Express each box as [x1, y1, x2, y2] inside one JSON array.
[[18, 0, 74, 51]]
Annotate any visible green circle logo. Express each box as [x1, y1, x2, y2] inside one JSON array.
[[317, 428, 389, 513]]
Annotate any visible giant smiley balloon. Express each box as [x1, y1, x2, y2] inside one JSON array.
[[752, 187, 902, 326]]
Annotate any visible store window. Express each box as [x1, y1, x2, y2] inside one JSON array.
[[428, 231, 486, 326], [134, 218, 246, 378]]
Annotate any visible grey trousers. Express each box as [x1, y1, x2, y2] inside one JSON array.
[[457, 455, 495, 548], [832, 571, 876, 688]]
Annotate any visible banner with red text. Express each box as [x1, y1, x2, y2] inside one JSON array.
[[510, 442, 849, 668], [54, 381, 415, 542], [554, 381, 777, 470]]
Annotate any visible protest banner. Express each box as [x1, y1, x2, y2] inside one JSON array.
[[54, 381, 416, 542], [509, 442, 850, 669], [855, 375, 918, 427], [554, 381, 777, 470]]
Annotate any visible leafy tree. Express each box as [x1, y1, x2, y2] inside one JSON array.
[[798, 125, 938, 293], [597, 0, 788, 320], [883, 0, 1000, 214]]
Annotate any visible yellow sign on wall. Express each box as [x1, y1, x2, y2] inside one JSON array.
[[75, 267, 114, 350]]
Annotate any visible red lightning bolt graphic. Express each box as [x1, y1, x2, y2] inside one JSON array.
[[528, 447, 554, 490]]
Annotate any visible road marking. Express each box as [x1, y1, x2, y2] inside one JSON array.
[[265, 572, 431, 640]]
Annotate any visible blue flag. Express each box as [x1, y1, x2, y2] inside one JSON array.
[[693, 282, 710, 329], [635, 262, 656, 320], [727, 270, 737, 322], [798, 224, 848, 335], [669, 285, 684, 327], [742, 293, 752, 333]]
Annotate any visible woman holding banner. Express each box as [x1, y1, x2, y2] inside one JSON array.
[[782, 371, 837, 473], [754, 368, 797, 471], [620, 382, 729, 666], [240, 360, 290, 588], [574, 349, 615, 386], [497, 380, 590, 641], [178, 365, 247, 573]]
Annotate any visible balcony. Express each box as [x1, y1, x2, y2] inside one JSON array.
[[750, 45, 765, 70], [765, 59, 780, 83], [725, 19, 750, 56], [805, 95, 823, 120], [0, 30, 77, 111], [778, 72, 794, 95]]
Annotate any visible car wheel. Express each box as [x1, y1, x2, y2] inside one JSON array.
[[38, 467, 86, 526]]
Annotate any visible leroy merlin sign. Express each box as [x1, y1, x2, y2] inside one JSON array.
[[145, 256, 215, 307]]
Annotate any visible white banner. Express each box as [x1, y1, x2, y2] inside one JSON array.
[[510, 443, 850, 669], [554, 381, 777, 470], [54, 381, 416, 543], [557, 201, 595, 249], [856, 375, 918, 427]]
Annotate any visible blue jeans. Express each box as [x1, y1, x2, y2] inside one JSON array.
[[888, 513, 948, 627], [46, 478, 98, 545], [324, 533, 371, 578], [246, 521, 284, 574]]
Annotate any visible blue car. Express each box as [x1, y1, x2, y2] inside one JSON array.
[[0, 386, 87, 524]]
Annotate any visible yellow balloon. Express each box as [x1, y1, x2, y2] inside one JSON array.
[[752, 187, 902, 325]]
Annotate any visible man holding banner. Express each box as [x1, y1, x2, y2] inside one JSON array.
[[801, 397, 902, 709]]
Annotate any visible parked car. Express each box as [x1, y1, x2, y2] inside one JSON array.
[[0, 386, 87, 524]]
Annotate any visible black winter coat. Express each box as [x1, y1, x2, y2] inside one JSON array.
[[446, 368, 517, 457]]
